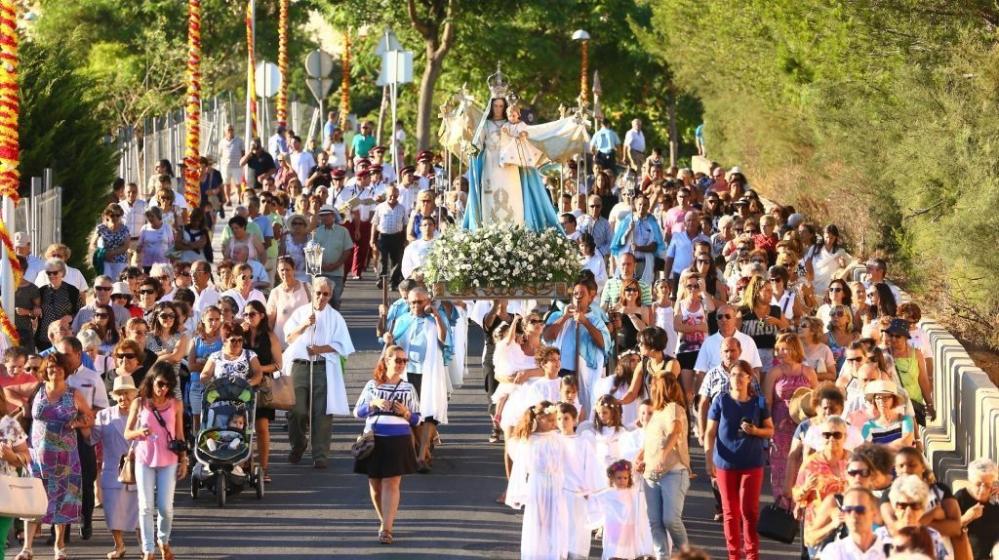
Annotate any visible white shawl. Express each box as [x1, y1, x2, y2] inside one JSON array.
[[281, 305, 355, 416]]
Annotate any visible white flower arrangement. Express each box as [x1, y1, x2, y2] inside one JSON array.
[[425, 224, 581, 295]]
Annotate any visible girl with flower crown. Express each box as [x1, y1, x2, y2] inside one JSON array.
[[591, 459, 656, 560], [503, 401, 570, 560]]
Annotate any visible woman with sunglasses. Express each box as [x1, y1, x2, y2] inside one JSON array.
[[147, 303, 189, 371], [199, 322, 263, 388], [860, 379, 914, 451], [110, 339, 150, 393], [799, 317, 838, 382], [860, 282, 898, 339], [267, 256, 311, 345], [352, 345, 421, 545], [825, 303, 857, 373], [279, 215, 312, 283], [85, 303, 121, 355], [883, 318, 934, 427], [242, 301, 282, 482], [17, 354, 93, 560], [221, 263, 266, 314], [690, 251, 729, 308], [36, 259, 81, 351], [875, 475, 952, 560], [186, 306, 222, 433], [803, 443, 895, 550], [816, 278, 853, 329], [792, 415, 850, 554], [124, 363, 187, 560], [93, 203, 132, 281], [610, 278, 652, 355], [882, 446, 966, 558], [674, 270, 713, 402]]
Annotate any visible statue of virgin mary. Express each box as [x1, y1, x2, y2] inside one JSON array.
[[461, 66, 588, 231]]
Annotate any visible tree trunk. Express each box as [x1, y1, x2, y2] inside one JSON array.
[[416, 44, 446, 151], [667, 89, 679, 168]]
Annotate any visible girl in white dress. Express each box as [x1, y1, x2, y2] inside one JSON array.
[[502, 347, 562, 429], [504, 402, 569, 560], [556, 402, 604, 560], [583, 395, 637, 477], [592, 460, 656, 560]]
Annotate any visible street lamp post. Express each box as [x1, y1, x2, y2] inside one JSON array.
[[572, 29, 590, 105], [302, 235, 324, 432]]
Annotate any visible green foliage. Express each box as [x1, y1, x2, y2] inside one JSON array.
[[641, 0, 999, 349], [19, 40, 118, 272]]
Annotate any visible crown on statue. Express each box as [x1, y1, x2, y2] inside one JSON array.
[[487, 63, 511, 99]]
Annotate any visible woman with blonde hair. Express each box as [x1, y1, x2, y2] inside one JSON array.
[[825, 303, 857, 371], [763, 333, 818, 505], [352, 345, 422, 545], [738, 274, 788, 372], [799, 316, 837, 382]]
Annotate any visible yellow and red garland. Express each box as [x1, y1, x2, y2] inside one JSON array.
[[183, 0, 202, 210], [0, 0, 22, 344]]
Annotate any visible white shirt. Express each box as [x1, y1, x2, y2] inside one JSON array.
[[68, 365, 110, 410], [401, 239, 435, 279], [290, 149, 317, 184], [218, 136, 245, 169], [119, 198, 147, 239], [23, 254, 46, 286], [820, 533, 889, 560], [193, 284, 221, 316], [693, 331, 763, 373], [623, 128, 645, 153], [220, 288, 266, 314], [148, 190, 189, 211], [35, 265, 89, 293]]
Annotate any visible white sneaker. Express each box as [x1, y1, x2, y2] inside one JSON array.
[[206, 439, 218, 451], [231, 465, 246, 477], [228, 438, 242, 450]]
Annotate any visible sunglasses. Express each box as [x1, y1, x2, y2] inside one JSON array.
[[529, 318, 544, 325], [624, 287, 639, 293], [822, 432, 845, 440], [244, 311, 260, 318], [839, 505, 867, 515], [154, 380, 170, 388], [695, 259, 711, 264], [159, 313, 176, 319], [717, 314, 734, 320], [315, 291, 332, 297], [829, 287, 843, 292], [240, 275, 253, 280], [95, 286, 112, 292], [227, 337, 244, 344], [393, 357, 409, 365], [847, 468, 871, 478], [116, 353, 137, 360], [94, 313, 110, 319], [846, 356, 862, 362], [24, 366, 39, 372], [139, 289, 155, 295], [45, 270, 60, 276]]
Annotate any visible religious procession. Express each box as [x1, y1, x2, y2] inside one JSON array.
[[0, 1, 997, 560]]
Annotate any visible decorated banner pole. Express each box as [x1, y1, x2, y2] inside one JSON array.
[[276, 0, 288, 127], [0, 0, 22, 345], [183, 0, 202, 210], [339, 30, 351, 130], [244, 0, 258, 144]]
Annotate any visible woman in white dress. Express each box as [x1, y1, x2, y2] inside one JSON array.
[[807, 224, 852, 295]]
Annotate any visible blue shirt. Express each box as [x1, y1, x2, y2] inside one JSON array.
[[589, 127, 620, 154], [708, 392, 771, 470], [251, 214, 274, 240]]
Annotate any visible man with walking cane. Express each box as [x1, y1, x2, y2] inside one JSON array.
[[282, 277, 355, 469]]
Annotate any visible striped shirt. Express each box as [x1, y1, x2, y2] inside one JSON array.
[[354, 379, 422, 436]]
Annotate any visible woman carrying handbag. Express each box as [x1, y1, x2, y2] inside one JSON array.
[[0, 383, 34, 558], [352, 345, 422, 546]]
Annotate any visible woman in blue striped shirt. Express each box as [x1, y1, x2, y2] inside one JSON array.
[[353, 345, 422, 545]]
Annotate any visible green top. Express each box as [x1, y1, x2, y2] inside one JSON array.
[[313, 224, 355, 277], [351, 133, 375, 158], [894, 351, 923, 404]]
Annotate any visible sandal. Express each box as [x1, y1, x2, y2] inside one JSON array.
[[263, 470, 272, 483], [106, 548, 127, 559], [54, 548, 67, 560], [160, 544, 175, 560], [14, 550, 33, 560], [378, 530, 393, 545]]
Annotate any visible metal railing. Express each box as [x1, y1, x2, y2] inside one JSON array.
[[11, 168, 62, 250]]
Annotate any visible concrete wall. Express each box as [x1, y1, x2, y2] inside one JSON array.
[[920, 318, 999, 487]]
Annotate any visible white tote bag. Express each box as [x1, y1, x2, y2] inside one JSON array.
[[0, 474, 49, 520]]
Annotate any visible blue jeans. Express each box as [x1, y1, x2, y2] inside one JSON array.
[[136, 462, 178, 553], [643, 468, 691, 558], [188, 372, 205, 416]]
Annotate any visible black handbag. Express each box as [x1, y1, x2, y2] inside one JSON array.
[[757, 503, 798, 544], [351, 380, 403, 461]]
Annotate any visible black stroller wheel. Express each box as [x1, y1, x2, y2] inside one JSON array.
[[255, 466, 264, 499], [191, 476, 199, 500], [216, 471, 227, 508]]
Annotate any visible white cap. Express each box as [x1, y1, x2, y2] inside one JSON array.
[[13, 232, 29, 247]]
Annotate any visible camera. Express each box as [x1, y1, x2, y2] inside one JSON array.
[[168, 439, 190, 454]]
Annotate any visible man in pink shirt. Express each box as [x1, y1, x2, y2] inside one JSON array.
[[663, 186, 694, 234]]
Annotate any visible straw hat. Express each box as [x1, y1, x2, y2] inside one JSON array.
[[789, 387, 816, 424], [111, 375, 138, 398], [864, 379, 900, 403]]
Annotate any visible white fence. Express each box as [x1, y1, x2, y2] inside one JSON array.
[[12, 169, 62, 250]]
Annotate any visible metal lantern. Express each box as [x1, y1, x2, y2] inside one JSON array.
[[303, 235, 325, 279]]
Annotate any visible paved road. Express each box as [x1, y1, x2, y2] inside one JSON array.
[[10, 269, 800, 559]]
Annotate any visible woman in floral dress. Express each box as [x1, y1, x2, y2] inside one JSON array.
[[94, 203, 132, 281], [17, 354, 93, 560]]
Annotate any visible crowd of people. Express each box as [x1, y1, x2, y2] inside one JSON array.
[[0, 111, 996, 560]]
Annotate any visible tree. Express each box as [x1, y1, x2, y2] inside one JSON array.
[[19, 40, 118, 272], [407, 0, 455, 151]]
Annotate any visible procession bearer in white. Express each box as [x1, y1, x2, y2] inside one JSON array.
[[282, 276, 355, 469]]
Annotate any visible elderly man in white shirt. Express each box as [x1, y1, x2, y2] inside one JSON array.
[[401, 215, 438, 279], [622, 118, 646, 172], [281, 277, 355, 469]]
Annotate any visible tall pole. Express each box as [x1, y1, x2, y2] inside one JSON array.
[[244, 0, 258, 144], [276, 0, 289, 127], [580, 40, 589, 104], [183, 0, 202, 210], [339, 31, 352, 130], [0, 0, 22, 345]]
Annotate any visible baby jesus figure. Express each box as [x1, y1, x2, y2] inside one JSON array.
[[499, 103, 544, 168]]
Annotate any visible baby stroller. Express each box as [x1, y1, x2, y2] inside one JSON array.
[[190, 376, 264, 507]]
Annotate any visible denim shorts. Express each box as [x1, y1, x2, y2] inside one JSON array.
[[188, 372, 205, 416]]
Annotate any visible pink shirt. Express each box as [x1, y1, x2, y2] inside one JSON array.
[[664, 206, 689, 234], [136, 399, 180, 468]]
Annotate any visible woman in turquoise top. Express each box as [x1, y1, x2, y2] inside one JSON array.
[[186, 306, 223, 433]]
